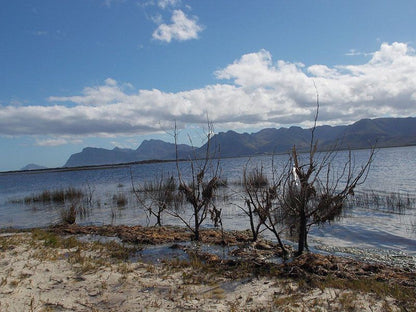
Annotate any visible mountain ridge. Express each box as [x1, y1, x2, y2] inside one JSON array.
[[63, 117, 416, 167]]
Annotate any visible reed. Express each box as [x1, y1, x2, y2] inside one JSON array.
[[23, 187, 84, 204], [346, 190, 416, 214], [113, 193, 128, 207]]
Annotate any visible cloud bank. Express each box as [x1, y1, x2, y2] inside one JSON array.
[[1, 42, 415, 138]]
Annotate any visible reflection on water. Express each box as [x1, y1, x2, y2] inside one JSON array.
[[1, 146, 416, 261]]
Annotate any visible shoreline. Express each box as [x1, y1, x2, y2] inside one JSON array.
[[1, 226, 415, 311]]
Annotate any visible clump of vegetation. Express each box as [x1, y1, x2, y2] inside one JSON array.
[[60, 205, 77, 225], [113, 193, 128, 207], [245, 166, 269, 188], [24, 187, 84, 204]]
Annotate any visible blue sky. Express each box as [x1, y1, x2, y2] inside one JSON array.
[[1, 0, 416, 171]]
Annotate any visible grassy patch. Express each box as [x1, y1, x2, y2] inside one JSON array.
[[308, 274, 415, 309], [29, 229, 140, 274]]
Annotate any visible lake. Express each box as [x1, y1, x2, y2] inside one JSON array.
[[1, 146, 415, 265]]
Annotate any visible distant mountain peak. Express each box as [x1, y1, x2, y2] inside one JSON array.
[[21, 163, 47, 171]]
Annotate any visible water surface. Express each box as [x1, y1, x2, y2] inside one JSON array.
[[1, 146, 415, 263]]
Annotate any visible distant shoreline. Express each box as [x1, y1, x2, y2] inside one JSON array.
[[0, 158, 178, 176]]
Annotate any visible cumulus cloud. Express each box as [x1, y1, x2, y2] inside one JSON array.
[[0, 42, 415, 138], [48, 78, 131, 106], [152, 10, 203, 42]]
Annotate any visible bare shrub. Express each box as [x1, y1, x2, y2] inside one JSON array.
[[132, 172, 179, 226], [239, 164, 268, 242], [169, 121, 223, 241], [241, 162, 288, 256], [275, 91, 375, 255]]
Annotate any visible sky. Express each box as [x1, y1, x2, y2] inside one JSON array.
[[1, 0, 416, 171]]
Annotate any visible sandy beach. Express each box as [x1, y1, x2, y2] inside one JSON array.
[[1, 228, 414, 311]]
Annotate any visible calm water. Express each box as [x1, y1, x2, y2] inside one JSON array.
[[1, 146, 415, 263]]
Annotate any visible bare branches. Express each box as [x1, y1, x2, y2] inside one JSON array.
[[131, 168, 178, 226], [173, 119, 222, 241], [241, 162, 288, 256], [273, 88, 376, 256]]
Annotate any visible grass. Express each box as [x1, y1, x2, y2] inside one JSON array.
[[28, 229, 138, 270], [310, 274, 416, 304], [21, 187, 84, 204]]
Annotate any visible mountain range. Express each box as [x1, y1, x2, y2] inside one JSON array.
[[64, 117, 416, 167]]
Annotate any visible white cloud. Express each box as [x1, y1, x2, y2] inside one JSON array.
[[345, 49, 373, 57], [0, 42, 415, 139], [35, 138, 69, 146], [48, 78, 131, 106], [35, 137, 82, 146], [150, 13, 163, 25], [103, 0, 126, 7], [152, 10, 203, 42], [157, 0, 180, 9], [32, 30, 48, 36]]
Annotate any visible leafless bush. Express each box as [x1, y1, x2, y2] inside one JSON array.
[[239, 164, 268, 242], [240, 162, 288, 256], [169, 120, 223, 241], [132, 172, 179, 226], [275, 90, 375, 256]]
